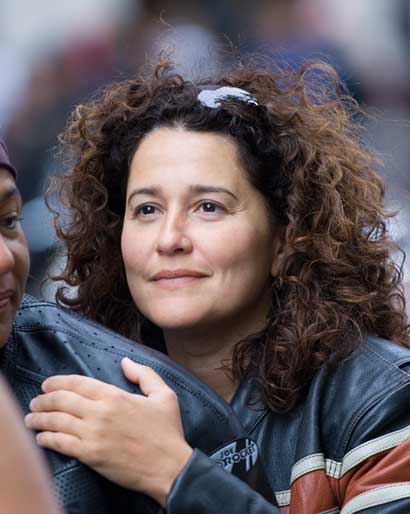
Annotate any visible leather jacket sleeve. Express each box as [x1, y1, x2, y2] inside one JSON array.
[[167, 450, 283, 514]]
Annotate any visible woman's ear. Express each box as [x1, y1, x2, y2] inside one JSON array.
[[270, 226, 287, 278]]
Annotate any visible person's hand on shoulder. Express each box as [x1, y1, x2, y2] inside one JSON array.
[[25, 358, 193, 508]]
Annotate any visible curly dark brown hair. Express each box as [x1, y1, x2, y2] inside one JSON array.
[[49, 56, 410, 412]]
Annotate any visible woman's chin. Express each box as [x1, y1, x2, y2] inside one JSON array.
[[147, 311, 209, 333]]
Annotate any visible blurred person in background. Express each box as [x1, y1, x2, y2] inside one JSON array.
[[26, 57, 410, 513]]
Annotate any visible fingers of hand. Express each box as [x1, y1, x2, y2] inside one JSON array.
[[121, 358, 175, 400], [25, 411, 83, 437], [30, 390, 91, 418], [36, 431, 82, 458], [42, 374, 114, 400]]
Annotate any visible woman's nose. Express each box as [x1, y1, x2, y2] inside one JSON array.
[[155, 214, 193, 256], [0, 236, 15, 274]]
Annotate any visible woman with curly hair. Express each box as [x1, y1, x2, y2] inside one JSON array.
[[27, 57, 410, 513]]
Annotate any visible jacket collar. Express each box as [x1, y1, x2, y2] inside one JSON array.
[[230, 377, 269, 434]]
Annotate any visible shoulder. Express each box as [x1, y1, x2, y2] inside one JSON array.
[[284, 336, 410, 512], [311, 335, 410, 458], [346, 335, 410, 378], [11, 294, 162, 376]]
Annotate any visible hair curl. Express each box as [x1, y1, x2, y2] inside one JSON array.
[[49, 56, 410, 412]]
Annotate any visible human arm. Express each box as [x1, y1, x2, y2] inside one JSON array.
[[0, 374, 62, 514], [329, 375, 410, 514], [25, 358, 284, 513], [286, 357, 410, 514], [166, 448, 284, 514]]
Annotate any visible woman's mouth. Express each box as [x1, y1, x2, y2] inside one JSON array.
[[151, 270, 207, 289]]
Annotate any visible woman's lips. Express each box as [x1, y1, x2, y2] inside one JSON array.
[[153, 275, 206, 289], [150, 270, 207, 289]]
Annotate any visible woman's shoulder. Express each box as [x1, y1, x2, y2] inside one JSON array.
[[310, 335, 410, 458], [355, 335, 410, 373], [262, 337, 410, 514], [319, 335, 410, 407]]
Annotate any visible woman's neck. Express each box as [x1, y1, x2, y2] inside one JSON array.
[[162, 316, 266, 403], [164, 329, 238, 402], [161, 302, 270, 402]]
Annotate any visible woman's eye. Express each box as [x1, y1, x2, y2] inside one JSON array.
[[2, 216, 22, 231], [199, 202, 224, 214], [136, 205, 157, 217]]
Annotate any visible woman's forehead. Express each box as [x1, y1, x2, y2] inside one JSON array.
[[0, 167, 20, 204], [0, 139, 17, 179], [133, 127, 238, 159], [129, 128, 244, 187]]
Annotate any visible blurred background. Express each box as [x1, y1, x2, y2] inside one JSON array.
[[1, 0, 409, 306]]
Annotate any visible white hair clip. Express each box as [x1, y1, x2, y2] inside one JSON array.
[[197, 86, 258, 109]]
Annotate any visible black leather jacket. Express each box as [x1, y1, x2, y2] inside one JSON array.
[[2, 296, 276, 514], [3, 296, 410, 513]]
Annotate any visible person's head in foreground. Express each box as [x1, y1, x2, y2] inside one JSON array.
[[51, 57, 409, 410]]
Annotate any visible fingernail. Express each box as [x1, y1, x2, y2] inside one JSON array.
[[24, 413, 33, 425], [29, 398, 37, 410]]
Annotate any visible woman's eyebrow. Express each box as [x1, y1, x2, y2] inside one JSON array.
[[0, 186, 20, 204], [189, 185, 239, 200], [127, 187, 160, 206], [127, 185, 239, 206]]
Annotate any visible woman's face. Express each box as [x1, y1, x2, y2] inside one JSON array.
[[0, 168, 29, 347], [121, 127, 283, 336]]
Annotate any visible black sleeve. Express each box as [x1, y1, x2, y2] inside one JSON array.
[[166, 450, 283, 514]]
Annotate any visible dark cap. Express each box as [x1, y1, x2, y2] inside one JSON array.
[[0, 137, 17, 179]]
